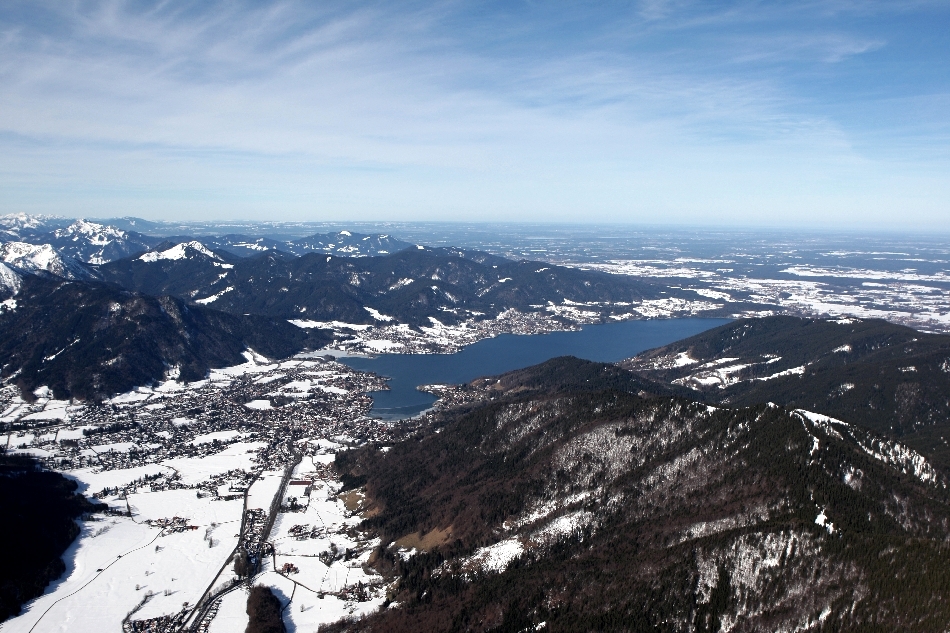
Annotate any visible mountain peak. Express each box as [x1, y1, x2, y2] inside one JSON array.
[[139, 240, 221, 263], [0, 213, 66, 231], [55, 219, 127, 241], [0, 241, 92, 280]]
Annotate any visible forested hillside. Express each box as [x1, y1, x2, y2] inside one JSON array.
[[0, 275, 332, 399], [331, 357, 950, 632], [623, 316, 950, 469]]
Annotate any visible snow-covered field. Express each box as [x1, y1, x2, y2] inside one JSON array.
[[0, 355, 393, 632], [578, 257, 950, 333]]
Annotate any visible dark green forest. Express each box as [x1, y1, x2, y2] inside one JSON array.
[[0, 452, 105, 622]]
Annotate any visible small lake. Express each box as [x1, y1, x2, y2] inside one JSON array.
[[340, 318, 729, 419]]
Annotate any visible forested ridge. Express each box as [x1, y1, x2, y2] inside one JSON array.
[[330, 357, 950, 632], [624, 316, 950, 470], [0, 275, 332, 400]]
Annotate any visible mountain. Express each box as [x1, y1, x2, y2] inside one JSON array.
[[0, 242, 97, 280], [43, 219, 161, 264], [0, 275, 333, 400], [285, 230, 413, 257], [2, 215, 408, 263], [191, 234, 288, 257], [96, 240, 243, 301], [197, 230, 414, 258], [0, 214, 73, 239], [87, 216, 168, 234], [622, 316, 950, 470], [0, 217, 161, 264], [97, 246, 684, 325], [332, 357, 950, 632]]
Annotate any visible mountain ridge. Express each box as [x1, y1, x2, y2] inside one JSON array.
[[97, 246, 699, 326], [331, 356, 950, 632], [622, 315, 950, 470], [0, 275, 333, 400]]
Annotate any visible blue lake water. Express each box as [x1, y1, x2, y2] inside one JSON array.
[[340, 318, 729, 419]]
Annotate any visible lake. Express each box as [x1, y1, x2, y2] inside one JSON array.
[[340, 317, 729, 419]]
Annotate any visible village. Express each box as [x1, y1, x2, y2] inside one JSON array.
[[0, 351, 424, 632]]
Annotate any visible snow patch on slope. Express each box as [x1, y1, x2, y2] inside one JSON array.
[[0, 262, 22, 295]]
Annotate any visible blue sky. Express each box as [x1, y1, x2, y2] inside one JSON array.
[[0, 1, 948, 228]]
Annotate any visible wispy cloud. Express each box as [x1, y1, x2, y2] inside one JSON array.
[[0, 0, 947, 227]]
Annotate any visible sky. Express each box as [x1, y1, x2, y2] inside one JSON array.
[[0, 1, 948, 229]]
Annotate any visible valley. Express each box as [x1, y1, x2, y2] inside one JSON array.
[[2, 215, 950, 631]]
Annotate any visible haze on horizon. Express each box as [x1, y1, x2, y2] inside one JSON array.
[[1, 1, 948, 230]]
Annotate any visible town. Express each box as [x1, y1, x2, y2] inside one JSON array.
[[0, 351, 422, 632]]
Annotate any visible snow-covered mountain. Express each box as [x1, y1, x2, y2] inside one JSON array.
[[46, 219, 160, 264], [139, 240, 225, 263], [0, 241, 96, 280], [0, 216, 160, 264], [1, 216, 407, 263], [0, 213, 71, 240]]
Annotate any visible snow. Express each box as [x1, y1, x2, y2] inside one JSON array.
[[163, 442, 266, 485], [139, 241, 219, 262], [693, 288, 732, 301], [364, 307, 394, 322], [755, 365, 806, 381], [2, 517, 158, 633], [0, 242, 83, 279], [206, 587, 249, 632], [674, 361, 754, 389], [246, 470, 284, 512], [464, 538, 524, 572], [279, 380, 312, 393], [84, 442, 137, 455], [190, 430, 243, 445], [815, 509, 834, 534], [58, 219, 125, 241], [21, 407, 70, 421], [832, 344, 852, 353], [289, 319, 373, 331], [856, 436, 940, 486], [672, 351, 696, 367], [245, 399, 273, 410], [784, 265, 950, 283], [108, 388, 154, 404], [69, 465, 174, 494], [195, 287, 233, 304], [388, 278, 414, 290], [128, 488, 242, 525]]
